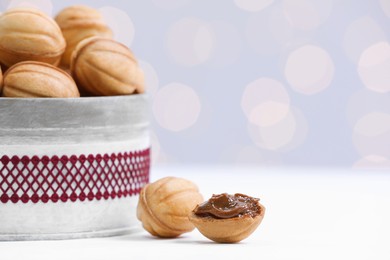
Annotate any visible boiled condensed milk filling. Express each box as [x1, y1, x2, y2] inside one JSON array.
[[193, 193, 261, 219]]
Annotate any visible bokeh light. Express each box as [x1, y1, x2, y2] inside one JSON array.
[[347, 90, 390, 164], [284, 45, 334, 95], [234, 0, 274, 12], [247, 106, 308, 151], [138, 60, 159, 97], [282, 0, 333, 31], [165, 18, 214, 66], [352, 112, 390, 157], [343, 16, 387, 63], [354, 112, 390, 138], [152, 82, 201, 132], [248, 102, 290, 127], [346, 89, 390, 127], [358, 41, 390, 93], [248, 111, 294, 151], [241, 78, 290, 127], [7, 0, 53, 15], [99, 6, 135, 47], [354, 155, 390, 169], [379, 0, 390, 18]]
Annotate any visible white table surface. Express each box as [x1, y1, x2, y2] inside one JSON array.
[[1, 165, 390, 260]]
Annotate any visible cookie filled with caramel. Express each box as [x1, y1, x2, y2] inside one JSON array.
[[194, 193, 261, 219], [189, 193, 265, 243]]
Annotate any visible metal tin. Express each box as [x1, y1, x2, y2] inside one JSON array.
[[0, 95, 150, 240]]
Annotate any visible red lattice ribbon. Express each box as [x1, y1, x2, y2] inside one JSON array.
[[0, 148, 150, 204]]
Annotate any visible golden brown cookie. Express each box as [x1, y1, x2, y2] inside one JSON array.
[[71, 37, 144, 96], [3, 61, 80, 98], [55, 5, 112, 69], [0, 8, 65, 68], [137, 177, 203, 238]]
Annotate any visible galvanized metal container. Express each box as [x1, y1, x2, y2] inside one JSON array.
[[0, 95, 150, 240]]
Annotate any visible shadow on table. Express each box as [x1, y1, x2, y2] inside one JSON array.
[[110, 233, 245, 246]]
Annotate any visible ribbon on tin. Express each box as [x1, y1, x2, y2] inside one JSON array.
[[0, 148, 150, 204]]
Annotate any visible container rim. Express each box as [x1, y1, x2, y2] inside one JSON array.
[[0, 93, 147, 102], [0, 93, 149, 138]]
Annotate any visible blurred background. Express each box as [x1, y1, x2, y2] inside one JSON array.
[[1, 0, 390, 168]]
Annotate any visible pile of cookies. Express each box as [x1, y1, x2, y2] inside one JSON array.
[[0, 5, 144, 98]]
